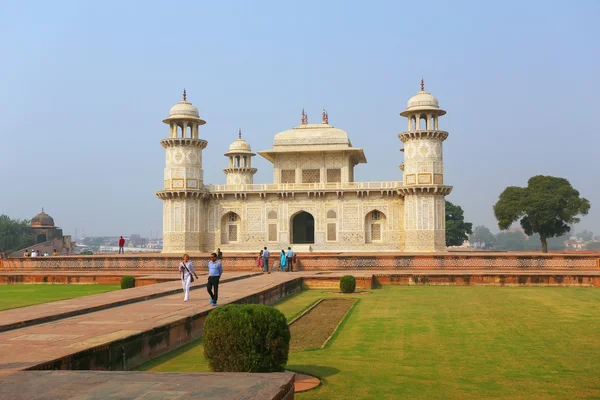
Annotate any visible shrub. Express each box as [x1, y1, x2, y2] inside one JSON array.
[[80, 250, 93, 255], [203, 304, 290, 372], [120, 276, 135, 289], [340, 275, 356, 293]]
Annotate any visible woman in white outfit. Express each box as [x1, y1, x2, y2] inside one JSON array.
[[179, 254, 198, 302]]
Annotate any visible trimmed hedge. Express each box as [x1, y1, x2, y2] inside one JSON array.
[[340, 275, 356, 293], [120, 276, 135, 289], [203, 304, 290, 372]]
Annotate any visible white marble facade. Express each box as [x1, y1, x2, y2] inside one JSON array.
[[157, 84, 452, 253]]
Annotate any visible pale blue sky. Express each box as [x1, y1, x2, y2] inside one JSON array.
[[1, 0, 598, 238]]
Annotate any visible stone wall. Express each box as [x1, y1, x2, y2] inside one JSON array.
[[1, 252, 598, 271]]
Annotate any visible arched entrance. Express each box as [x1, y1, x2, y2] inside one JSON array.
[[221, 212, 240, 244], [291, 211, 314, 244], [36, 233, 47, 243]]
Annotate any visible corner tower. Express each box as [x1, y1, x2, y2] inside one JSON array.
[[223, 129, 257, 185], [399, 80, 452, 252], [157, 90, 207, 253]]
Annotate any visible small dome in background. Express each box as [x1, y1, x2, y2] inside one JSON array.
[[31, 209, 55, 227], [225, 129, 255, 156]]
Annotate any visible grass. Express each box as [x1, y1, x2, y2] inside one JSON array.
[[0, 284, 120, 310], [136, 287, 600, 399]]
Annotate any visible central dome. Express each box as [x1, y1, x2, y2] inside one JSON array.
[[273, 124, 351, 146], [31, 210, 55, 228]]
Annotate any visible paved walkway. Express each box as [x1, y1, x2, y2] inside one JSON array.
[[0, 370, 295, 400], [0, 272, 258, 333], [0, 273, 299, 375]]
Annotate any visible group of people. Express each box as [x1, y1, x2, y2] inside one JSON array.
[[178, 252, 222, 305], [24, 249, 59, 257], [257, 247, 295, 273]]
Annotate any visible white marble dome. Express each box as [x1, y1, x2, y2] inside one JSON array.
[[406, 91, 439, 110], [168, 101, 200, 119], [228, 138, 252, 153]]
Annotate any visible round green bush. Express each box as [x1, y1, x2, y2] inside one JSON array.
[[340, 275, 356, 293], [120, 276, 135, 289], [203, 304, 290, 372]]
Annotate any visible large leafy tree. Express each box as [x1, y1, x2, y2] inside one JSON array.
[[469, 225, 496, 249], [493, 176, 590, 253], [445, 201, 473, 247], [0, 215, 35, 255]]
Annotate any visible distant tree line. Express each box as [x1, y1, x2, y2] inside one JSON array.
[[0, 215, 35, 254], [468, 225, 590, 251]]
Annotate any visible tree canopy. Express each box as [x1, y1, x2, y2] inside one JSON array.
[[445, 201, 473, 247], [0, 215, 35, 255], [469, 225, 496, 249], [493, 175, 590, 253]]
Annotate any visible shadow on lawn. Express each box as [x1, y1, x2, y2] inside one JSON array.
[[286, 364, 340, 378]]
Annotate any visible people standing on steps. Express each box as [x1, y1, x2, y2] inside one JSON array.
[[207, 252, 223, 306], [279, 250, 287, 271], [179, 253, 198, 302], [262, 247, 270, 273], [286, 247, 295, 272], [118, 236, 125, 254]]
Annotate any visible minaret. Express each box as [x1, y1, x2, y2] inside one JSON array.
[[399, 79, 452, 252], [156, 90, 207, 253], [223, 129, 257, 185]]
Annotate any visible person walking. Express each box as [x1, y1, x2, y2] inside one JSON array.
[[286, 247, 295, 272], [178, 253, 198, 302], [262, 247, 270, 273], [216, 248, 223, 260], [207, 252, 223, 306], [118, 236, 125, 254], [279, 250, 287, 271]]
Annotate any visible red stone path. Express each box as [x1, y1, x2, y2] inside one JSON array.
[[0, 271, 259, 333], [0, 272, 300, 375], [0, 370, 295, 400]]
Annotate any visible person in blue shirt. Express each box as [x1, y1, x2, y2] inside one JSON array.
[[207, 252, 223, 306], [286, 247, 295, 272]]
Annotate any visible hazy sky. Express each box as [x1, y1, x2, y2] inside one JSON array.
[[1, 1, 598, 238]]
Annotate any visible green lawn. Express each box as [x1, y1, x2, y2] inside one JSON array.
[[137, 287, 600, 399], [0, 284, 120, 310]]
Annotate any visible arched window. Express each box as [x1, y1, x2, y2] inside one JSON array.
[[365, 210, 386, 243], [221, 212, 240, 244], [419, 116, 427, 130], [327, 210, 337, 219], [234, 156, 240, 168], [268, 211, 278, 220], [187, 125, 192, 138], [177, 125, 183, 138]]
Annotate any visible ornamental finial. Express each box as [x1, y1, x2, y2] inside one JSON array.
[[301, 108, 308, 124], [183, 89, 187, 101], [238, 128, 242, 139], [322, 108, 328, 124], [421, 78, 424, 91]]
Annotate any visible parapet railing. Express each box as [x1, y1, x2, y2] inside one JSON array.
[[207, 181, 403, 192]]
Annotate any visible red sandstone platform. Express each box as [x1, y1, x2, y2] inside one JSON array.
[[0, 370, 295, 400]]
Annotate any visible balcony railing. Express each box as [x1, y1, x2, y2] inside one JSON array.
[[207, 181, 403, 192]]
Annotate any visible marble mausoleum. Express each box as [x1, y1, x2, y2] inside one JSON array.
[[157, 82, 452, 253]]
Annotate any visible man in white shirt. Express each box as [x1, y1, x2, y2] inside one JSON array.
[[178, 253, 198, 302]]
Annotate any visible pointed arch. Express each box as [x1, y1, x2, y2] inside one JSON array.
[[221, 211, 240, 244], [365, 209, 387, 243]]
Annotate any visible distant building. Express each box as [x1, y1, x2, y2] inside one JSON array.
[[10, 209, 75, 257]]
